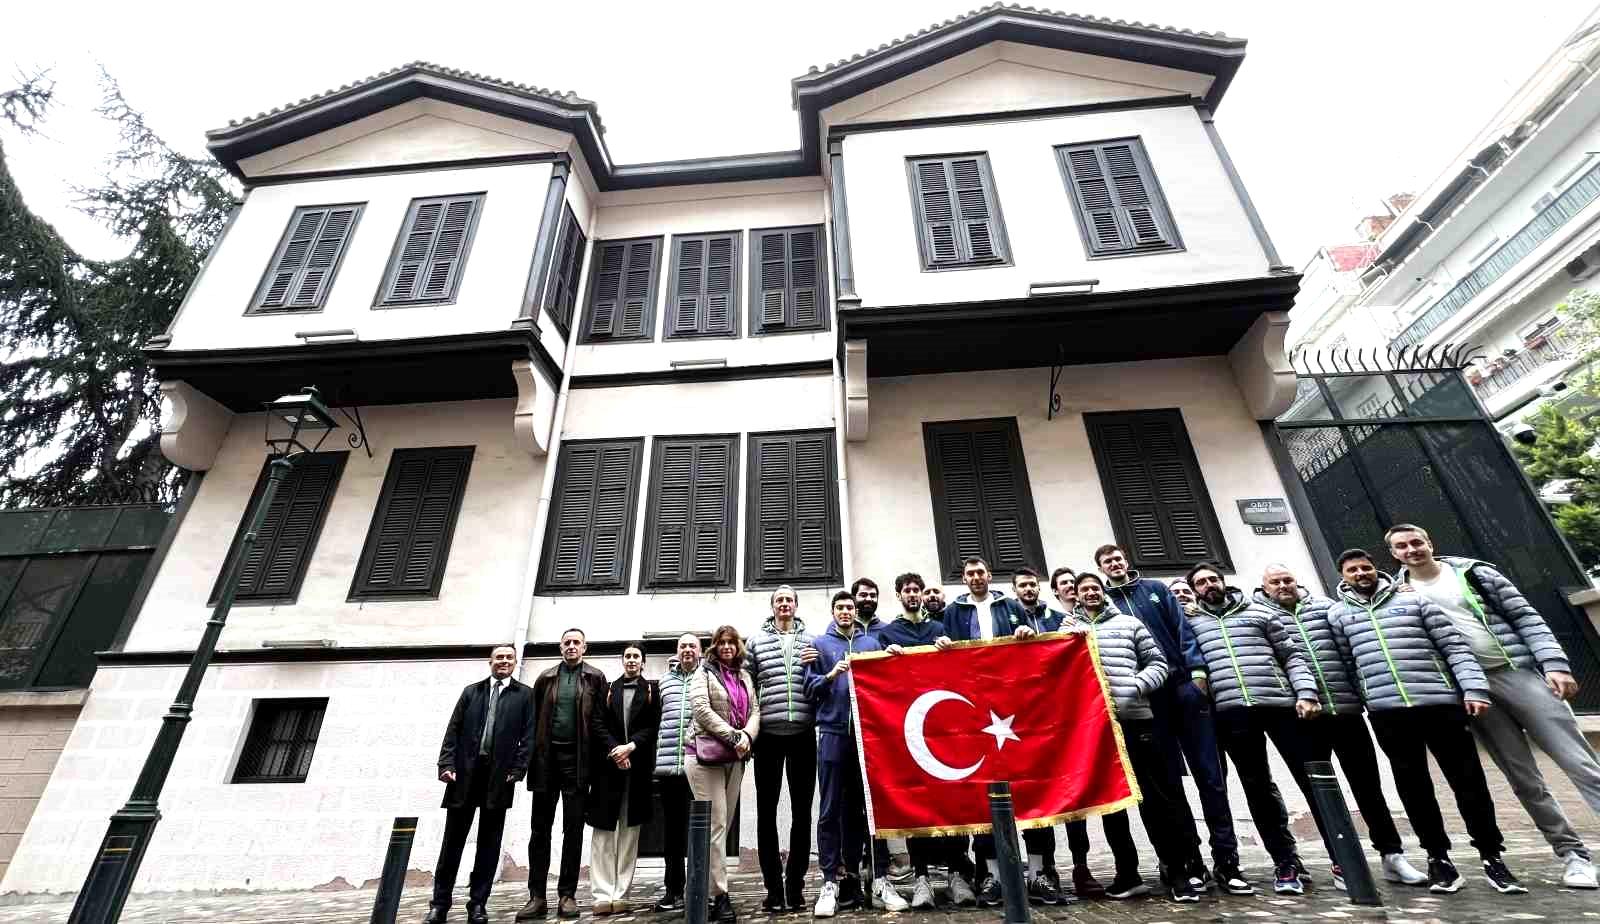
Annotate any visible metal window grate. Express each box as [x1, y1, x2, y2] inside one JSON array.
[[232, 698, 328, 783]]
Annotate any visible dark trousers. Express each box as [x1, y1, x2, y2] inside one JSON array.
[[529, 744, 586, 899], [817, 731, 888, 882], [1368, 705, 1505, 859], [432, 758, 508, 908], [658, 774, 693, 897], [1214, 707, 1312, 865], [754, 731, 817, 896], [1152, 681, 1238, 865], [908, 835, 976, 879], [1123, 718, 1192, 873], [1065, 811, 1138, 876], [973, 827, 1055, 875], [1300, 713, 1404, 855]]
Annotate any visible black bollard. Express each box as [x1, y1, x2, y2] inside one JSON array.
[[987, 783, 1030, 924], [1304, 761, 1381, 906], [369, 816, 418, 924], [686, 799, 713, 924]]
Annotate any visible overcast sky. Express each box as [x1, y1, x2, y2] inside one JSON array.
[[3, 0, 1597, 268]]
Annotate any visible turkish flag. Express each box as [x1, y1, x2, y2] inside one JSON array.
[[850, 633, 1138, 836]]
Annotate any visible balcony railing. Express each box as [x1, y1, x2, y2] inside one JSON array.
[[1471, 328, 1585, 399], [1393, 161, 1600, 349]]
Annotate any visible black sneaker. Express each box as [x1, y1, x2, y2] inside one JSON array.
[[1214, 862, 1253, 896], [1483, 857, 1528, 895], [1273, 861, 1304, 896], [977, 875, 1003, 907], [1293, 856, 1315, 887], [761, 892, 786, 913], [1188, 859, 1214, 892], [1169, 880, 1200, 903], [1105, 872, 1149, 900], [1028, 870, 1064, 905], [1072, 865, 1105, 899], [837, 875, 864, 911], [1428, 856, 1462, 894], [652, 893, 684, 914]]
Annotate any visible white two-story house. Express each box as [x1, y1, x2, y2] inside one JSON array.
[[6, 6, 1318, 896]]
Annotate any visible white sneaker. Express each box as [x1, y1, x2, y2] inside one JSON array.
[[948, 873, 977, 907], [910, 875, 937, 909], [873, 877, 909, 912], [1382, 852, 1428, 886], [814, 881, 839, 918], [1564, 855, 1599, 889]]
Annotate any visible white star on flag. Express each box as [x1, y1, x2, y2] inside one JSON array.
[[982, 710, 1020, 750]]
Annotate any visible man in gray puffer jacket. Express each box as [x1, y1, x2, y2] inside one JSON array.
[[650, 634, 702, 912], [1390, 523, 1600, 889], [1186, 563, 1319, 896], [1328, 549, 1524, 896], [745, 586, 817, 910]]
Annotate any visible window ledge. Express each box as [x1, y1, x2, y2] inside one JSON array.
[[0, 688, 89, 708]]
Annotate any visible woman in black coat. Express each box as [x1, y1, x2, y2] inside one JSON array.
[[587, 643, 662, 914]]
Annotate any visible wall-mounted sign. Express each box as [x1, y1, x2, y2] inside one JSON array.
[[1237, 498, 1290, 535]]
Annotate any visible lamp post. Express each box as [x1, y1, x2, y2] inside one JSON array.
[[70, 388, 339, 924]]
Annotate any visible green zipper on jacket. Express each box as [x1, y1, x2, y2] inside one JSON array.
[[1290, 603, 1337, 715], [1363, 599, 1413, 707], [781, 633, 795, 723], [1431, 653, 1454, 690], [1452, 565, 1516, 670], [1213, 610, 1253, 706], [675, 672, 690, 773]]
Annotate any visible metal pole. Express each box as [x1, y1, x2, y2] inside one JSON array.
[[1305, 760, 1381, 906], [685, 799, 712, 924], [370, 817, 419, 924], [987, 782, 1030, 924], [69, 457, 295, 924]]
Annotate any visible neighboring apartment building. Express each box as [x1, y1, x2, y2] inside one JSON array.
[[1291, 11, 1600, 427], [4, 6, 1315, 895]]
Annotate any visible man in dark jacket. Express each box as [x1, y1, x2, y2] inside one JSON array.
[[429, 645, 535, 924], [1000, 567, 1065, 904], [934, 557, 1038, 645], [518, 629, 610, 921], [1095, 543, 1236, 893], [921, 584, 947, 622], [587, 642, 661, 915]]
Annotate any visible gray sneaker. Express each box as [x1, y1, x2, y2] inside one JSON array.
[[910, 875, 937, 909], [948, 874, 977, 907]]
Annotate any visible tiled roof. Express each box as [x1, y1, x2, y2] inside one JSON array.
[[802, 2, 1241, 77], [214, 61, 600, 136], [1327, 243, 1380, 273]]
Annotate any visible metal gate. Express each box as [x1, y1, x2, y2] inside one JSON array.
[[1268, 353, 1600, 712]]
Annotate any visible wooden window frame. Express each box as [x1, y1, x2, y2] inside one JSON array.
[[579, 237, 663, 344], [247, 204, 364, 314], [748, 225, 830, 335], [231, 697, 328, 784], [348, 446, 474, 601], [1055, 137, 1184, 260], [536, 438, 645, 595], [1082, 408, 1232, 572], [374, 193, 485, 308], [904, 153, 1012, 272], [208, 452, 347, 606], [922, 417, 1047, 583], [665, 232, 741, 340], [542, 203, 588, 338], [743, 429, 842, 590], [640, 434, 739, 592]]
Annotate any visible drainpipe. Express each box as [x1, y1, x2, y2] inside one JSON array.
[[831, 355, 855, 586]]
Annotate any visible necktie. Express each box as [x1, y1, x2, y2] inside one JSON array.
[[479, 679, 502, 757]]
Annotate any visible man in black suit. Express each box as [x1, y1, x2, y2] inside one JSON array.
[[427, 644, 535, 924]]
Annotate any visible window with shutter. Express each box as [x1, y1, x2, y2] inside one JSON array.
[[1056, 138, 1182, 259], [232, 698, 327, 783], [542, 204, 588, 336], [641, 435, 737, 590], [749, 226, 828, 334], [538, 438, 644, 593], [251, 204, 364, 312], [377, 193, 484, 306], [666, 233, 740, 339], [581, 237, 661, 343], [905, 154, 1009, 271], [1083, 409, 1230, 571], [350, 447, 474, 600], [210, 453, 347, 604], [923, 418, 1045, 582], [744, 430, 841, 588]]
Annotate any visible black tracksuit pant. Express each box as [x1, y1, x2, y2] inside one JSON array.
[[1214, 707, 1314, 866], [1121, 719, 1191, 874], [1368, 705, 1505, 859], [754, 730, 817, 897], [1065, 810, 1139, 877], [658, 774, 693, 897], [1299, 712, 1405, 855], [528, 743, 586, 899]]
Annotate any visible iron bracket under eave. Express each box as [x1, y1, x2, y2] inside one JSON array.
[[1047, 346, 1066, 420]]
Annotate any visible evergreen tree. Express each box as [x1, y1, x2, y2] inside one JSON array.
[[0, 71, 235, 507], [1513, 405, 1600, 572]]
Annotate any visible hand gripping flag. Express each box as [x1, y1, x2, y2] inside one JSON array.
[[849, 633, 1138, 836]]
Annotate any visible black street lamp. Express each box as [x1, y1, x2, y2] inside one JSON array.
[[69, 387, 339, 924]]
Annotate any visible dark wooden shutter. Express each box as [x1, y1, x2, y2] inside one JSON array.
[[1083, 409, 1230, 571], [213, 452, 347, 604], [380, 194, 483, 304], [351, 447, 473, 599], [583, 238, 660, 342], [908, 155, 1007, 269], [539, 439, 643, 592], [923, 419, 1045, 582], [750, 226, 827, 334], [1058, 138, 1181, 258], [667, 234, 739, 338], [254, 205, 362, 311], [642, 436, 737, 589], [542, 205, 588, 335], [745, 430, 840, 587]]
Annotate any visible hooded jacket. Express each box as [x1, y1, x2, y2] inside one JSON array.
[[1250, 587, 1362, 714], [1019, 599, 1065, 633], [1327, 573, 1491, 711], [1396, 556, 1570, 674], [876, 610, 947, 648], [653, 657, 699, 778], [803, 620, 883, 735], [940, 588, 1035, 642], [1186, 586, 1316, 712], [745, 616, 816, 736], [1103, 570, 1208, 684], [1063, 601, 1169, 720]]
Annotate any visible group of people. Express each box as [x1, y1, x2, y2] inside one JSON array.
[[423, 524, 1600, 924]]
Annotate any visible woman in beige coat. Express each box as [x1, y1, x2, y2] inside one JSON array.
[[688, 624, 760, 923]]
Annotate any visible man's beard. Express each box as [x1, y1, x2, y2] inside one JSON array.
[[858, 600, 877, 619], [1202, 590, 1226, 606]]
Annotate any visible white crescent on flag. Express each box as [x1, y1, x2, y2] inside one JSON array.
[[902, 689, 985, 781]]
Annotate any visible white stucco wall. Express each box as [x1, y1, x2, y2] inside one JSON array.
[[849, 358, 1324, 595], [130, 399, 542, 651], [842, 104, 1270, 307]]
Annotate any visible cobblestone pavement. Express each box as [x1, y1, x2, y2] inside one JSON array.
[[6, 745, 1600, 924]]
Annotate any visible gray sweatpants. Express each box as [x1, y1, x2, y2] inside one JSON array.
[[1473, 666, 1600, 861]]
